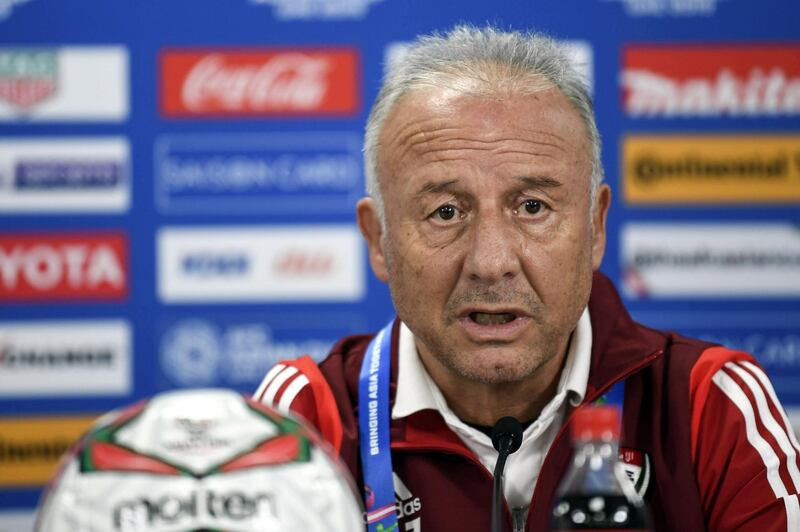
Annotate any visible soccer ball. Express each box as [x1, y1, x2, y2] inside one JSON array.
[[35, 388, 364, 531]]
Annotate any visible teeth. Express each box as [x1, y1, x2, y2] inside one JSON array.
[[470, 312, 516, 325]]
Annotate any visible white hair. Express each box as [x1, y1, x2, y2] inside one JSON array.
[[363, 24, 603, 224]]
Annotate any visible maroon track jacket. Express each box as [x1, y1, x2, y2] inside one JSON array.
[[255, 273, 800, 531]]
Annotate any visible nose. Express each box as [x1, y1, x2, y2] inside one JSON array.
[[463, 210, 522, 284]]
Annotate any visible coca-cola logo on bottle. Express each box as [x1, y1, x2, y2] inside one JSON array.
[[160, 49, 359, 117]]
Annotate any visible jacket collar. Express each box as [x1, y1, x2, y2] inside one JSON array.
[[388, 272, 666, 447], [584, 272, 666, 401]]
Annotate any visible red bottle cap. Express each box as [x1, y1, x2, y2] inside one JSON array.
[[571, 405, 620, 441]]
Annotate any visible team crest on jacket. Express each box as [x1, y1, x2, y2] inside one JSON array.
[[619, 447, 651, 498]]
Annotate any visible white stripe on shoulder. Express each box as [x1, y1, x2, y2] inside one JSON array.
[[785, 495, 800, 531], [278, 374, 310, 412], [254, 363, 286, 401], [741, 360, 800, 457], [262, 366, 299, 406], [727, 362, 800, 493], [712, 368, 788, 498]]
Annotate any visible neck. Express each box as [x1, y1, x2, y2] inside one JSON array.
[[418, 341, 569, 427]]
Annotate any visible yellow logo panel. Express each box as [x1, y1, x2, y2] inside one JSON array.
[[623, 135, 800, 203], [0, 415, 96, 487]]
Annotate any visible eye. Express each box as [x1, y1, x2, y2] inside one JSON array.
[[523, 199, 542, 214], [430, 203, 460, 223], [515, 198, 548, 218]]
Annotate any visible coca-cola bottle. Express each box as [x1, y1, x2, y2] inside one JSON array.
[[551, 405, 652, 531]]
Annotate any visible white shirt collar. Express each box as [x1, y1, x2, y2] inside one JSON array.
[[392, 307, 593, 420]]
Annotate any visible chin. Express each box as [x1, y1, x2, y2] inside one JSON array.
[[449, 357, 536, 385]]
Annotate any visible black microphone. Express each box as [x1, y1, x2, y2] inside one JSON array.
[[490, 416, 523, 532]]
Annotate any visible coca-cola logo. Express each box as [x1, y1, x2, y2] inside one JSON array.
[[0, 233, 127, 301], [623, 46, 800, 117], [161, 49, 359, 117]]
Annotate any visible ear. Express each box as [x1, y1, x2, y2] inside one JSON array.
[[356, 197, 389, 282], [591, 184, 611, 271]]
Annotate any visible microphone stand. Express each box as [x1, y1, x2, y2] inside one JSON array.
[[490, 416, 523, 532]]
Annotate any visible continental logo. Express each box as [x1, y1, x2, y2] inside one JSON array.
[[623, 135, 800, 204], [0, 415, 95, 486]]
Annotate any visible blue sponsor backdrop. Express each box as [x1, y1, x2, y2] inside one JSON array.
[[0, 0, 799, 513]]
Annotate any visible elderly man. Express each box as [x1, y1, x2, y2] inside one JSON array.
[[255, 25, 800, 531]]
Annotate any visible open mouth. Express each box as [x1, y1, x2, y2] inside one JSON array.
[[469, 312, 517, 325]]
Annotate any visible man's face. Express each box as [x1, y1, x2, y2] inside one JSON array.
[[358, 85, 610, 385]]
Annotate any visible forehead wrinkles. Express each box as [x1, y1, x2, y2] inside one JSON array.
[[385, 116, 577, 169]]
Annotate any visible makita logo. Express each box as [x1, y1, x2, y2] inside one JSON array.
[[0, 233, 127, 300], [0, 345, 114, 368], [113, 491, 275, 529], [161, 49, 359, 117], [0, 50, 57, 109], [623, 46, 800, 116], [182, 253, 249, 276]]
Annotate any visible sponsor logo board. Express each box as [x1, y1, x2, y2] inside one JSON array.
[[0, 510, 36, 532], [158, 226, 363, 303], [623, 224, 800, 298], [159, 314, 362, 388], [604, 0, 725, 16], [0, 415, 96, 486], [160, 48, 359, 117], [623, 135, 800, 203], [622, 45, 800, 117], [248, 0, 384, 20], [0, 320, 131, 397], [0, 232, 128, 302], [155, 133, 361, 214], [386, 40, 593, 93], [0, 137, 130, 213], [0, 47, 128, 122]]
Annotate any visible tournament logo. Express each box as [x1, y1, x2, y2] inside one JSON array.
[[0, 50, 57, 109], [160, 319, 221, 387], [159, 317, 338, 388]]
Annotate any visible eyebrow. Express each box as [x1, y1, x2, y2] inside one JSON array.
[[516, 175, 563, 190], [413, 179, 460, 199], [412, 175, 563, 200]]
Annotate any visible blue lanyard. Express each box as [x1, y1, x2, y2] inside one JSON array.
[[358, 320, 399, 532]]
